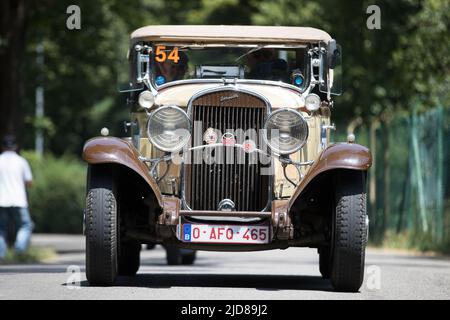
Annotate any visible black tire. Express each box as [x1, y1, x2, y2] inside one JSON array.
[[85, 187, 118, 286], [166, 245, 182, 265], [330, 170, 367, 292], [118, 242, 141, 276], [165, 246, 197, 265], [318, 247, 331, 279], [181, 250, 197, 265]]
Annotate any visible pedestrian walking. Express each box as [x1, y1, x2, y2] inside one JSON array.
[[0, 135, 34, 261]]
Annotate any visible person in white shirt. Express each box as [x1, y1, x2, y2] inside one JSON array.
[[0, 135, 34, 260]]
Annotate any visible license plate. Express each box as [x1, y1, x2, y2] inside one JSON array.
[[179, 224, 270, 244]]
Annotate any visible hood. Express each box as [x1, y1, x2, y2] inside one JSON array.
[[155, 82, 305, 109]]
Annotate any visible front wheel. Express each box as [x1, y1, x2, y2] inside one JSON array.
[[330, 170, 367, 292], [85, 187, 118, 286]]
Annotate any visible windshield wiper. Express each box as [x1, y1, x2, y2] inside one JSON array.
[[235, 45, 264, 62]]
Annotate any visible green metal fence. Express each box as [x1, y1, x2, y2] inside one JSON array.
[[334, 106, 449, 252]]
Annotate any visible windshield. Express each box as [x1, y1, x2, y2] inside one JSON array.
[[150, 44, 309, 89]]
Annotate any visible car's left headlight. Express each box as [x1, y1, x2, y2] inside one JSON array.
[[147, 105, 191, 152], [263, 108, 308, 155]]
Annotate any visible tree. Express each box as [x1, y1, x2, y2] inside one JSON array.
[[0, 0, 27, 142], [20, 0, 202, 154]]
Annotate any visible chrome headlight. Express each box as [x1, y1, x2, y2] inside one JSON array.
[[263, 108, 308, 155], [147, 106, 191, 152]]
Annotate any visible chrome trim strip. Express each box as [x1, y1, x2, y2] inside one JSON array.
[[180, 210, 271, 218], [156, 78, 308, 95]]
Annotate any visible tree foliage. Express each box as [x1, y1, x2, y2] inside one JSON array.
[[23, 151, 86, 233], [0, 0, 447, 154]]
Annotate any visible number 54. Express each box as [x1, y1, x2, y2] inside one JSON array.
[[155, 45, 180, 63]]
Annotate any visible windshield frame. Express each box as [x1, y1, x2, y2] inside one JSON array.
[[148, 42, 311, 93]]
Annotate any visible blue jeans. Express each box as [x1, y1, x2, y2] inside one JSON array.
[[0, 207, 34, 258]]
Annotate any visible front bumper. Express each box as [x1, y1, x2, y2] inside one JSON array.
[[159, 196, 293, 241]]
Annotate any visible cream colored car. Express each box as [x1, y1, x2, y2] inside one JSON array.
[[83, 25, 372, 291]]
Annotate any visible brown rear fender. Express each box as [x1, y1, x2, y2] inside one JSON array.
[[289, 143, 372, 211], [82, 137, 163, 207]]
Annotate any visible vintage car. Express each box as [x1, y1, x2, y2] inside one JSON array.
[[83, 25, 371, 291]]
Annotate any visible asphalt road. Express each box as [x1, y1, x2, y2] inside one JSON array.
[[0, 234, 449, 300]]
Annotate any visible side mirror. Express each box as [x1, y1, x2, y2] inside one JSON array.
[[135, 44, 151, 83], [327, 39, 341, 69], [320, 41, 342, 96]]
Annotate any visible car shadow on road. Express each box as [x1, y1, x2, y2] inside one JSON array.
[[78, 273, 334, 292]]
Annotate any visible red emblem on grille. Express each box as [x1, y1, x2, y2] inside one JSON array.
[[221, 132, 236, 146]]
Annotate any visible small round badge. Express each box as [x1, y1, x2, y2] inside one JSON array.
[[221, 132, 236, 146], [155, 75, 166, 85], [242, 139, 256, 153], [203, 128, 218, 144]]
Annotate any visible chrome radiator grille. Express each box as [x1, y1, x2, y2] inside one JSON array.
[[186, 90, 270, 211]]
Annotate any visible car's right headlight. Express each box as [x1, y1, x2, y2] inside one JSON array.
[[263, 108, 308, 155], [147, 105, 191, 152]]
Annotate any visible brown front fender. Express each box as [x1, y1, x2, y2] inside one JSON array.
[[82, 137, 163, 207], [289, 143, 372, 211]]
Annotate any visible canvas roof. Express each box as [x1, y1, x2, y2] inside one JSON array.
[[131, 25, 332, 44]]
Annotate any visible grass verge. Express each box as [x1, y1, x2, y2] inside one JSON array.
[[1, 246, 57, 264], [370, 230, 450, 256]]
